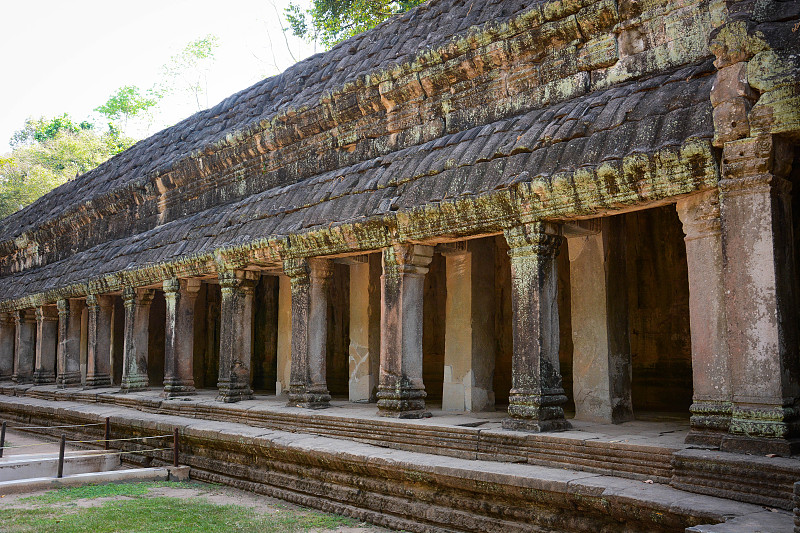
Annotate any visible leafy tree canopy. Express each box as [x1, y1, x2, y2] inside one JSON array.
[[156, 34, 221, 111], [286, 0, 423, 49], [11, 114, 93, 147], [94, 85, 159, 126], [0, 119, 134, 219]]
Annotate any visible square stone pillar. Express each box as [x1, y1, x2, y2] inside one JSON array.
[[120, 288, 155, 392], [276, 274, 292, 396], [13, 310, 36, 384], [718, 135, 800, 455], [502, 222, 570, 432], [216, 270, 257, 403], [441, 240, 496, 412], [566, 218, 634, 424], [56, 299, 83, 387], [284, 257, 333, 409], [163, 279, 200, 397], [0, 313, 15, 381], [348, 255, 381, 403], [33, 306, 58, 385], [377, 244, 433, 418], [85, 295, 113, 388], [676, 190, 732, 446]]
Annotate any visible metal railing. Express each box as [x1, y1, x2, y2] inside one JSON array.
[[0, 418, 180, 478]]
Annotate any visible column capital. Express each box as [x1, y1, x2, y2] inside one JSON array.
[[86, 294, 112, 309], [56, 299, 69, 315], [218, 270, 258, 291], [676, 190, 722, 241], [163, 278, 202, 295], [383, 244, 433, 276], [35, 306, 59, 322], [504, 222, 562, 259], [436, 241, 468, 257]]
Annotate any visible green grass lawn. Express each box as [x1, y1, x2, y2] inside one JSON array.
[[1, 481, 359, 533]]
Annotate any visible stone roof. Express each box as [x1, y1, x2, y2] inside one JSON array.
[[0, 0, 536, 239], [0, 58, 716, 303], [0, 0, 724, 308]]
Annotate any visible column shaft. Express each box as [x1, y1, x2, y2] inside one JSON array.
[[377, 244, 433, 418], [719, 135, 799, 454], [676, 190, 732, 446], [33, 306, 58, 385], [567, 218, 634, 424], [121, 288, 155, 392], [276, 275, 292, 395], [502, 222, 570, 432], [348, 255, 381, 403], [86, 295, 113, 388], [57, 299, 83, 387], [286, 257, 333, 409], [216, 271, 257, 402], [163, 279, 199, 397], [13, 310, 36, 384], [442, 240, 496, 412], [0, 313, 14, 381]]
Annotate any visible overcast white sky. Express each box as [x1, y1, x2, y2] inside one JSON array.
[[0, 0, 317, 151]]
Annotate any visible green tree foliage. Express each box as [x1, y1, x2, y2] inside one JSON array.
[[0, 117, 135, 219], [94, 85, 159, 130], [286, 0, 423, 49], [156, 34, 221, 111], [10, 114, 93, 146]]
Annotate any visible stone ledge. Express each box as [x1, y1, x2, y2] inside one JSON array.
[[0, 395, 789, 533]]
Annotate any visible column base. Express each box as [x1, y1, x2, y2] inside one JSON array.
[[685, 401, 732, 447], [287, 389, 331, 409], [502, 417, 572, 432], [56, 372, 82, 388], [216, 382, 253, 403], [0, 374, 13, 382], [84, 374, 111, 388], [12, 374, 33, 385], [376, 386, 430, 418], [120, 374, 149, 392], [505, 389, 570, 433], [32, 371, 56, 385], [163, 379, 196, 398], [721, 434, 800, 456]]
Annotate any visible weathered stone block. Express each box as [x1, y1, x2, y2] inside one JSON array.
[[712, 98, 752, 146]]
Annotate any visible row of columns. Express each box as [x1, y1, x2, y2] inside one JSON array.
[[0, 157, 796, 452]]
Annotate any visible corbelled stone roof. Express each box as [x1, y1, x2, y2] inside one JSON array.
[[0, 0, 722, 308]]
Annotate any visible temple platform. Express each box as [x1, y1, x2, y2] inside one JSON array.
[[0, 387, 794, 532]]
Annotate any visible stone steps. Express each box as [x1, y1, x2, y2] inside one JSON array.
[[0, 394, 790, 533]]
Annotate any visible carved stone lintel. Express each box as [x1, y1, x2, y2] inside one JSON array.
[[501, 222, 569, 433]]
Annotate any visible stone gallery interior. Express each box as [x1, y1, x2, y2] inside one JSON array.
[[0, 0, 798, 531]]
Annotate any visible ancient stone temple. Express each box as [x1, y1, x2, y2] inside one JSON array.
[[1, 0, 799, 530]]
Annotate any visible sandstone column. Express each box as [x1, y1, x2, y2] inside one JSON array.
[[502, 222, 569, 432], [56, 299, 83, 387], [285, 257, 333, 408], [216, 270, 257, 402], [13, 310, 36, 384], [85, 295, 113, 388], [348, 255, 380, 403], [163, 279, 200, 397], [33, 306, 58, 385], [377, 244, 433, 418], [441, 240, 496, 412], [676, 190, 732, 446], [0, 313, 15, 381], [276, 274, 292, 396], [718, 135, 799, 455], [121, 288, 155, 392], [566, 218, 634, 424]]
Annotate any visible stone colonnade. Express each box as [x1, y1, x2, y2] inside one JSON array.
[[0, 166, 797, 454]]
